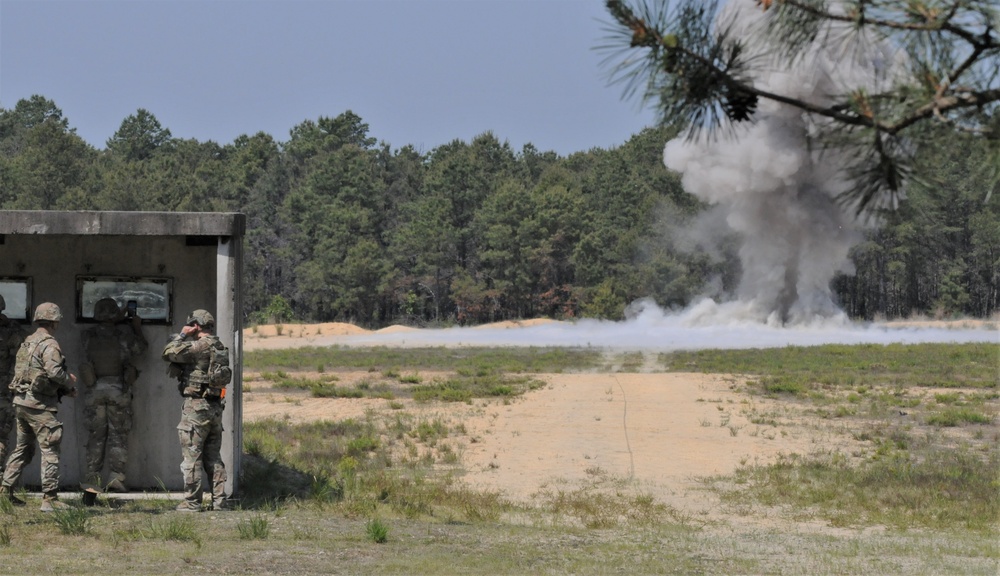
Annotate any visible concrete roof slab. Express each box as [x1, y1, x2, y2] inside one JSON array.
[[0, 211, 245, 237]]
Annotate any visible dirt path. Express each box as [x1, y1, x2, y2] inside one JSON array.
[[243, 366, 858, 516]]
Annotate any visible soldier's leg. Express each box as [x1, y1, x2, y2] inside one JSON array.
[[83, 399, 108, 488], [177, 419, 207, 511], [0, 400, 14, 475], [33, 409, 64, 497], [2, 408, 37, 490], [203, 409, 228, 509], [104, 394, 132, 491]]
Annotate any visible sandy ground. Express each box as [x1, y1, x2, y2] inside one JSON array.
[[241, 320, 883, 518], [242, 319, 561, 349]]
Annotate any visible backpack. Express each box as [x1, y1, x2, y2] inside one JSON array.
[[206, 339, 232, 395]]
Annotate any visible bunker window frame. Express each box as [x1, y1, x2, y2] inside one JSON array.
[[76, 276, 173, 325], [0, 277, 32, 322]]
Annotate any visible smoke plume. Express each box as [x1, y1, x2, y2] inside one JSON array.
[[664, 2, 903, 326]]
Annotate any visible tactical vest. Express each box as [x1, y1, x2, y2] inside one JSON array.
[[10, 334, 60, 397], [84, 327, 124, 379], [181, 336, 231, 399]]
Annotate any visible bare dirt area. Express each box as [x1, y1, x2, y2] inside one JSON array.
[[242, 322, 872, 522]]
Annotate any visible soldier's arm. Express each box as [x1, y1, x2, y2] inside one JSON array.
[[161, 336, 192, 363], [41, 343, 75, 393], [7, 325, 25, 358], [162, 335, 211, 363], [128, 317, 149, 356]]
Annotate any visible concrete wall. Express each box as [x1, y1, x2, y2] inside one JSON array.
[[0, 211, 243, 494]]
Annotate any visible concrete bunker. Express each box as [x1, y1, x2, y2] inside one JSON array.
[[0, 210, 244, 495]]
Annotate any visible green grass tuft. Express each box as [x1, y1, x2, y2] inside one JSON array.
[[51, 507, 91, 535], [237, 514, 271, 540]]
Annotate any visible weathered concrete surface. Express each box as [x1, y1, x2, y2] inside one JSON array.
[[0, 210, 244, 237]]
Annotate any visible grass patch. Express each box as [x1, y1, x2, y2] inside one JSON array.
[[252, 349, 551, 403], [259, 371, 339, 390], [925, 407, 994, 427], [659, 343, 998, 389], [112, 514, 204, 548], [51, 507, 91, 535], [246, 346, 604, 374], [617, 351, 644, 372], [544, 488, 676, 529], [720, 448, 1000, 531], [411, 374, 544, 403], [311, 383, 365, 398], [237, 514, 271, 540], [150, 515, 203, 546]]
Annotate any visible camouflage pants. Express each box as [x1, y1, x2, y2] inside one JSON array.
[[1, 406, 63, 494], [0, 396, 14, 474], [83, 385, 132, 488], [177, 397, 226, 507]]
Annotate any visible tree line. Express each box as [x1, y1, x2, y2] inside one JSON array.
[[1, 95, 996, 325]]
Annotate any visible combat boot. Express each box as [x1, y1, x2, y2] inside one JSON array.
[[82, 488, 100, 506], [2, 485, 25, 506], [105, 476, 127, 493], [40, 493, 70, 512], [175, 501, 201, 512]]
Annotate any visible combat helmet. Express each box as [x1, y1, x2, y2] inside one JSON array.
[[34, 302, 63, 323], [93, 297, 121, 321], [186, 309, 215, 328]]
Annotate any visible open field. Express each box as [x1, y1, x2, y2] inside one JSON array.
[[1, 323, 997, 575]]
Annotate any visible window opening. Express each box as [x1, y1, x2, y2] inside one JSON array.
[[77, 276, 173, 324]]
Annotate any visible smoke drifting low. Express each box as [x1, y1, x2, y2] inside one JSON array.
[[327, 300, 996, 351], [664, 2, 901, 325]]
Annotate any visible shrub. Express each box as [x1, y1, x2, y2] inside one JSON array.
[[365, 518, 388, 543]]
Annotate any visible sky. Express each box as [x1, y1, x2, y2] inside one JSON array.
[[0, 0, 659, 156]]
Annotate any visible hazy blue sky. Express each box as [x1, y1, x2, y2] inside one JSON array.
[[0, 0, 659, 156]]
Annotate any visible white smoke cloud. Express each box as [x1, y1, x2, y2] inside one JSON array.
[[663, 1, 903, 325], [324, 301, 996, 351]]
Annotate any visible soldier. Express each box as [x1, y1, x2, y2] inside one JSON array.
[[162, 309, 232, 512], [1, 303, 78, 511], [79, 298, 147, 501], [0, 295, 27, 478]]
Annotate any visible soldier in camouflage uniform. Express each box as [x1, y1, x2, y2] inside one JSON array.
[[0, 295, 27, 479], [1, 303, 78, 511], [79, 298, 147, 498], [162, 309, 232, 512]]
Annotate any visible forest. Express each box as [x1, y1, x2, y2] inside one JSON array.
[[1, 95, 997, 326]]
